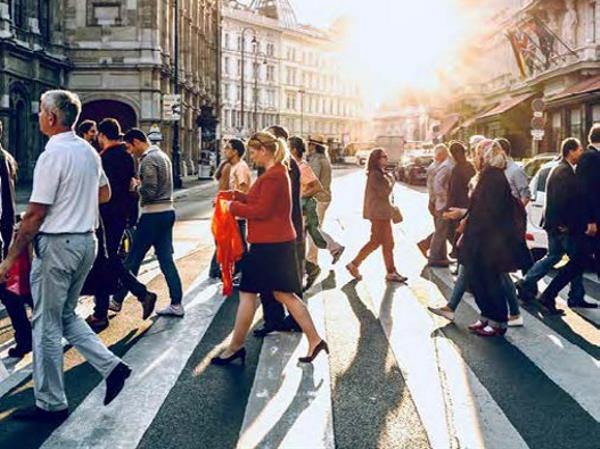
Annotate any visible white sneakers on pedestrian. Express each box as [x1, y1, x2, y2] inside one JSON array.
[[507, 315, 524, 327], [428, 306, 455, 322], [156, 304, 185, 317]]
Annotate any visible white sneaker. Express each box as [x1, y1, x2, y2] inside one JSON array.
[[428, 306, 455, 322], [156, 304, 185, 317], [507, 315, 524, 327], [108, 298, 122, 313]]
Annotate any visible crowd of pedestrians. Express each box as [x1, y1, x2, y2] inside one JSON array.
[[427, 129, 599, 336]]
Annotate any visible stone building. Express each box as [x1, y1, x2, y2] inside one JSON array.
[[442, 0, 600, 157], [0, 0, 220, 181], [221, 0, 365, 144]]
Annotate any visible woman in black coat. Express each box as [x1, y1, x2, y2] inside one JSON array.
[[456, 139, 523, 336], [447, 141, 475, 257]]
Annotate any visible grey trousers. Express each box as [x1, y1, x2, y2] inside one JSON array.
[[31, 233, 121, 411], [429, 213, 450, 262]]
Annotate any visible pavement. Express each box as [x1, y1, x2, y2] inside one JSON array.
[[0, 168, 598, 449]]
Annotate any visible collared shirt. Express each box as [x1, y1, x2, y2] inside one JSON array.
[[229, 159, 252, 193], [505, 158, 531, 202], [30, 131, 108, 233]]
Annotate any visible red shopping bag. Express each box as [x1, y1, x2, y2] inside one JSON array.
[[211, 192, 244, 296], [6, 249, 32, 296]]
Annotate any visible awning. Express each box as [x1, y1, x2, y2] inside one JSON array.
[[436, 113, 460, 137], [476, 92, 535, 121], [550, 76, 600, 102]]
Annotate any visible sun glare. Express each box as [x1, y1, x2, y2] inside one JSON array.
[[337, 0, 474, 103]]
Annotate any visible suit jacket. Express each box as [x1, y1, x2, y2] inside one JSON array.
[[578, 145, 600, 224], [100, 143, 136, 220], [543, 159, 590, 235]]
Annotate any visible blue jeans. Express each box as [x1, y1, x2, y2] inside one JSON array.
[[448, 265, 519, 316], [522, 231, 584, 302], [116, 210, 183, 305]]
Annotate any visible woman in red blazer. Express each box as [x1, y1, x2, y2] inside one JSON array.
[[211, 132, 328, 365]]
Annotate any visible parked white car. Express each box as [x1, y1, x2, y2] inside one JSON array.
[[525, 160, 558, 259]]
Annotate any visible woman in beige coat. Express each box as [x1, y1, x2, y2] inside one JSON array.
[[346, 148, 407, 283]]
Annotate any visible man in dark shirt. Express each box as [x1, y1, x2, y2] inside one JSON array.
[[538, 138, 598, 314], [86, 119, 156, 331]]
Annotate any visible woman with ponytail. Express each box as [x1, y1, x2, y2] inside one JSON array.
[[211, 131, 328, 365]]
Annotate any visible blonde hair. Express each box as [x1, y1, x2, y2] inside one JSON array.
[[248, 131, 290, 167]]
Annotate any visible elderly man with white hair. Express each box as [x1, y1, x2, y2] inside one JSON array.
[[0, 90, 131, 421], [425, 143, 454, 266]]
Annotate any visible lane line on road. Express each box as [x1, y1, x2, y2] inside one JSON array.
[[430, 267, 600, 422], [236, 284, 334, 449], [40, 272, 226, 449]]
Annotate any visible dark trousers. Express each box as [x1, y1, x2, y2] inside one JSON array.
[[260, 239, 304, 328], [465, 264, 508, 325], [94, 215, 147, 319], [0, 224, 33, 349], [115, 210, 182, 305], [542, 233, 589, 305]]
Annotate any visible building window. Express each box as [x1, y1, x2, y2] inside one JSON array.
[[286, 92, 296, 110], [570, 107, 582, 141], [11, 0, 25, 28], [237, 35, 242, 51], [224, 57, 230, 75], [592, 104, 600, 122], [236, 59, 241, 76], [224, 33, 230, 50], [266, 65, 274, 82], [39, 1, 51, 40], [266, 43, 274, 57], [87, 1, 123, 27]]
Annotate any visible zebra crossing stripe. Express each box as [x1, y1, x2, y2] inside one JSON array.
[[236, 283, 334, 449], [40, 274, 225, 449], [432, 268, 600, 422], [359, 272, 530, 449]]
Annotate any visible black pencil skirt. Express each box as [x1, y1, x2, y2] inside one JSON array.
[[239, 241, 301, 294]]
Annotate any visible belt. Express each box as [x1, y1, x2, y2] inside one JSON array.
[[37, 231, 94, 236]]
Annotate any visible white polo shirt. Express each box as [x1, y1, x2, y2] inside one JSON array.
[[30, 131, 108, 234]]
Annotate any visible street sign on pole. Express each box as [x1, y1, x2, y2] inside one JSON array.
[[163, 94, 182, 121], [148, 123, 163, 143], [531, 129, 545, 141]]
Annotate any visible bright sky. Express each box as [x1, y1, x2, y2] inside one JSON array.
[[290, 0, 480, 105]]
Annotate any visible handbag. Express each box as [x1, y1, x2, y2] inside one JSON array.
[[392, 206, 403, 224], [6, 248, 32, 296]]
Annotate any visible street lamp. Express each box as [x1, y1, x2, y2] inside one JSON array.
[[299, 88, 306, 138], [253, 49, 267, 132], [240, 27, 257, 136], [171, 0, 182, 188]]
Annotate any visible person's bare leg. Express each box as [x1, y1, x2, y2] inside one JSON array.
[[222, 291, 257, 357], [273, 291, 322, 354]]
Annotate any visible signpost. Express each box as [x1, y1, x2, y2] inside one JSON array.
[[531, 99, 546, 153], [162, 94, 182, 121], [148, 123, 163, 143]]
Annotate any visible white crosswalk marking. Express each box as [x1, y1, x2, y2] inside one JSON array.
[[237, 285, 334, 449], [40, 274, 225, 449]]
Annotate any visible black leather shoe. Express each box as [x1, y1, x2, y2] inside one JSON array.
[[86, 315, 109, 333], [281, 317, 302, 333], [211, 347, 246, 366], [567, 299, 599, 309], [515, 279, 536, 302], [539, 296, 565, 316], [104, 362, 132, 406], [12, 406, 69, 422], [8, 344, 32, 359], [298, 340, 329, 363], [140, 292, 157, 320]]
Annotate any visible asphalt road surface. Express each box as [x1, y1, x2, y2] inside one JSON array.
[[0, 167, 598, 449]]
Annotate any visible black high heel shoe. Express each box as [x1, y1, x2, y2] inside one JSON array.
[[298, 340, 329, 363], [211, 347, 246, 366]]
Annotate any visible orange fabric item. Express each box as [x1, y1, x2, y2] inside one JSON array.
[[211, 191, 244, 296], [6, 249, 32, 296]]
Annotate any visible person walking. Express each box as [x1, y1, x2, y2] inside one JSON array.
[[456, 139, 523, 336], [346, 148, 407, 283], [0, 90, 131, 421], [536, 138, 598, 314], [0, 121, 32, 358], [77, 120, 98, 146], [211, 131, 327, 365], [427, 144, 454, 267], [110, 129, 184, 317], [305, 135, 345, 290], [252, 125, 301, 337], [86, 119, 157, 331]]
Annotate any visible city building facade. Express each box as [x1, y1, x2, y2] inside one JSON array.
[[0, 0, 220, 180], [442, 0, 600, 157], [221, 0, 365, 146]]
